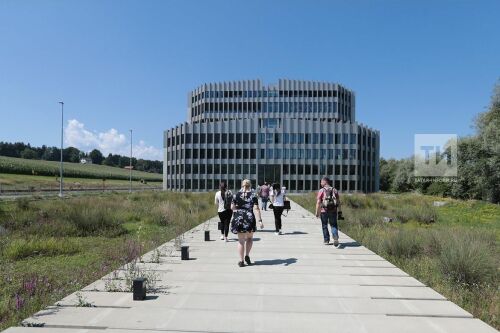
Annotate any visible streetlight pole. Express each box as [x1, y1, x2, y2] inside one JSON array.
[[129, 129, 132, 193], [59, 101, 64, 198]]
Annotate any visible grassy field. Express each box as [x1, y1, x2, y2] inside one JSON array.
[[291, 193, 499, 329], [0, 173, 161, 192], [0, 191, 214, 330], [0, 156, 162, 181]]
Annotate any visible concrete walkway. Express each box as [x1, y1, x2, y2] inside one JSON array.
[[4, 200, 497, 333]]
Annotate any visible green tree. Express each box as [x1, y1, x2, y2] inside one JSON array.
[[20, 148, 38, 159], [89, 149, 104, 164]]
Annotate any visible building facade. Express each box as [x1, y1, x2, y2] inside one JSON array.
[[164, 79, 380, 193]]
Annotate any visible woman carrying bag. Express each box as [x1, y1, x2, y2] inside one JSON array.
[[215, 182, 232, 242], [269, 183, 287, 235]]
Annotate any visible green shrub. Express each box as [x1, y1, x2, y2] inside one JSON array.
[[439, 232, 497, 286], [4, 238, 81, 260], [62, 200, 125, 237], [383, 229, 423, 258], [350, 209, 382, 228], [15, 197, 30, 211], [422, 230, 442, 256]]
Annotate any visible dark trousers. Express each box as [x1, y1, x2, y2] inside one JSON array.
[[273, 206, 285, 232], [218, 209, 232, 237], [320, 211, 339, 242]]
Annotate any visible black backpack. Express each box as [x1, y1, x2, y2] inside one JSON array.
[[223, 190, 232, 210], [321, 187, 338, 211]]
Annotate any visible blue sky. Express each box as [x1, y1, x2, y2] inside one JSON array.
[[0, 0, 499, 160]]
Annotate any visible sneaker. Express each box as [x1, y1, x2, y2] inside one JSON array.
[[278, 230, 283, 235], [324, 240, 330, 245], [224, 237, 228, 242], [333, 238, 339, 247], [244, 255, 252, 265], [275, 232, 280, 235], [220, 235, 224, 240], [238, 261, 245, 267]]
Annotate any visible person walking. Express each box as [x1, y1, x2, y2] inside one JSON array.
[[270, 183, 286, 235], [231, 179, 263, 267], [215, 182, 233, 242], [315, 177, 341, 247], [258, 182, 270, 211]]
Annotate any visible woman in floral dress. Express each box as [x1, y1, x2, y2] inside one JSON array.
[[231, 179, 263, 267]]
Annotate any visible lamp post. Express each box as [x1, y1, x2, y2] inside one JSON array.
[[58, 101, 64, 198], [129, 129, 132, 193]]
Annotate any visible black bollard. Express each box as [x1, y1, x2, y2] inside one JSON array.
[[132, 277, 147, 300], [204, 230, 210, 241], [181, 245, 189, 260]]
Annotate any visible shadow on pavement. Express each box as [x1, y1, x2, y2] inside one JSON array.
[[253, 258, 298, 266], [338, 241, 361, 249]]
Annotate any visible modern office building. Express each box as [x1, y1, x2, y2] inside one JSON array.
[[164, 79, 379, 193]]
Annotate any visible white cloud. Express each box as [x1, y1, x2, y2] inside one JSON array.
[[64, 119, 162, 160]]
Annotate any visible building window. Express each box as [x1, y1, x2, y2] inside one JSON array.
[[313, 133, 319, 144], [215, 164, 220, 174], [193, 133, 199, 144], [305, 133, 311, 144], [342, 133, 349, 144], [266, 149, 274, 159], [313, 149, 319, 159], [214, 149, 220, 159], [250, 133, 256, 144], [250, 164, 256, 174], [259, 133, 266, 144], [229, 164, 234, 174], [260, 149, 265, 159], [222, 133, 227, 144], [350, 149, 356, 160], [283, 133, 289, 144], [236, 149, 242, 159], [221, 149, 227, 159], [251, 149, 256, 159], [236, 133, 242, 144], [229, 149, 235, 159], [229, 133, 235, 144], [261, 118, 279, 128]]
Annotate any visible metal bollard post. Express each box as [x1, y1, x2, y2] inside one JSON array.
[[181, 246, 189, 260], [132, 277, 147, 300], [204, 230, 210, 241]]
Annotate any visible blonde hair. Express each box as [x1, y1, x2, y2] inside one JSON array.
[[241, 179, 252, 190]]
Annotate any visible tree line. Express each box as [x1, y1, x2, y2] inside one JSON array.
[[0, 143, 163, 174], [379, 81, 500, 203]]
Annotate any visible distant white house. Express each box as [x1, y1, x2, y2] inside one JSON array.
[[80, 158, 93, 164]]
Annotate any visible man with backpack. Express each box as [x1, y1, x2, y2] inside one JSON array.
[[257, 182, 270, 211], [315, 177, 341, 247]]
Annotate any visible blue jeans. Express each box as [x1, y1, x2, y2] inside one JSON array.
[[320, 211, 338, 242], [261, 197, 269, 211]]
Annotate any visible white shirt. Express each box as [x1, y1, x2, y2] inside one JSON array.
[[215, 190, 232, 213], [270, 188, 286, 206]]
